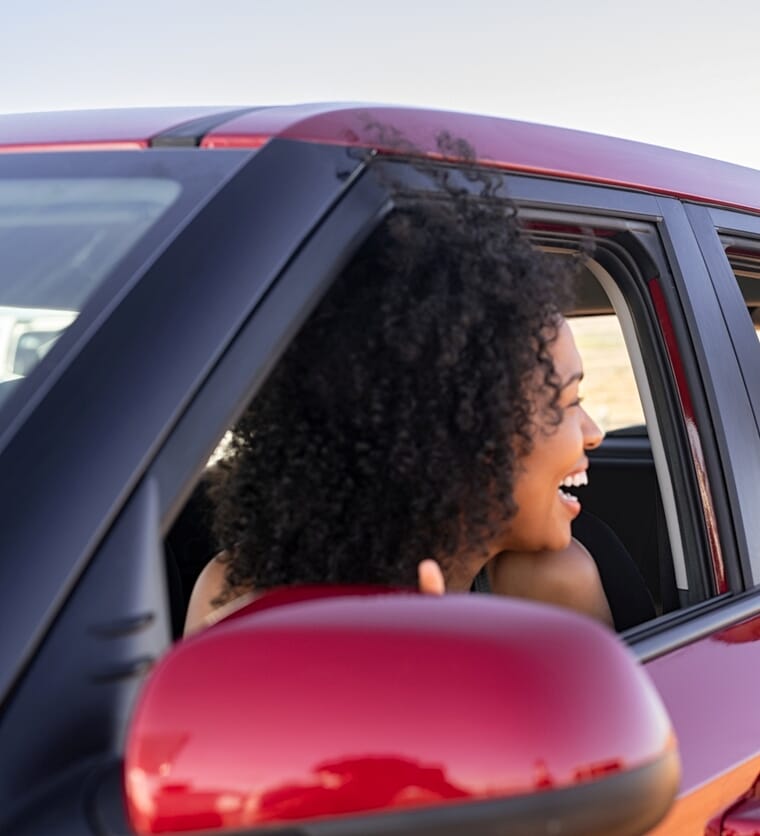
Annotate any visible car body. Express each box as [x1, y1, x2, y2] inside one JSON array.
[[1, 104, 760, 834]]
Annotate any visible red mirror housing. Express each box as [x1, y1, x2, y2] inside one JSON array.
[[125, 588, 679, 835]]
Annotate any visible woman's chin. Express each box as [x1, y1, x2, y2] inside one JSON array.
[[539, 523, 574, 554]]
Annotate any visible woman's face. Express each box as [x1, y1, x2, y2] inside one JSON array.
[[497, 319, 604, 554]]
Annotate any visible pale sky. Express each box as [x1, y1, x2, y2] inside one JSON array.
[[3, 0, 759, 168]]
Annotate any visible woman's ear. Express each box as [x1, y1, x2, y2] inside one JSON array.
[[418, 559, 446, 595]]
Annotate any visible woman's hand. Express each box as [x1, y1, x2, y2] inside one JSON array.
[[417, 559, 446, 595]]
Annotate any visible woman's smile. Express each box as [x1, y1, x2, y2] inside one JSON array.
[[494, 320, 603, 555]]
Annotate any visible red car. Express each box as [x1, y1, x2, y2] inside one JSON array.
[[1, 104, 760, 836]]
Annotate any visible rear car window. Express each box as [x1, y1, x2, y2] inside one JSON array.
[[723, 246, 760, 338], [0, 178, 180, 398], [0, 177, 181, 414]]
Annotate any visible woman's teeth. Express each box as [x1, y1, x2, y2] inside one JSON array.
[[561, 471, 588, 489], [558, 488, 579, 502]]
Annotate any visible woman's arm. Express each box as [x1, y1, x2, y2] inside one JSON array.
[[487, 539, 614, 627], [184, 555, 446, 636], [184, 553, 256, 635]]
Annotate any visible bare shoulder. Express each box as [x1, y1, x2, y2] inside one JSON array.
[[488, 539, 613, 627], [542, 539, 603, 591], [184, 552, 255, 636]]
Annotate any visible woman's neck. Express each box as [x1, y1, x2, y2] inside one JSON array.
[[444, 553, 491, 593]]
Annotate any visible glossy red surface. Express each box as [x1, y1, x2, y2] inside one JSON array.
[[721, 795, 760, 836], [0, 106, 240, 149], [646, 612, 760, 795], [202, 104, 760, 213], [125, 588, 675, 834]]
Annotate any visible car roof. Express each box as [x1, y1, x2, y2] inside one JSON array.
[[1, 103, 759, 213]]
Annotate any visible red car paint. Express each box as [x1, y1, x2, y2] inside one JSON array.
[[649, 616, 760, 794], [646, 615, 760, 833], [125, 590, 675, 833], [0, 106, 241, 150]]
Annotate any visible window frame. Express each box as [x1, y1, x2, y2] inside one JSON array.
[[508, 181, 729, 599], [522, 218, 701, 616]]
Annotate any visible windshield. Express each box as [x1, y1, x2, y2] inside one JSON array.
[[0, 177, 180, 402]]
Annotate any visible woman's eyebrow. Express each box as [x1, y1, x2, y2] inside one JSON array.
[[560, 371, 584, 389]]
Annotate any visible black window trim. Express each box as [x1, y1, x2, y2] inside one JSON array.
[[654, 199, 759, 589]]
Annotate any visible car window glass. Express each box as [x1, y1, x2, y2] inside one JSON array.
[[0, 178, 180, 400]]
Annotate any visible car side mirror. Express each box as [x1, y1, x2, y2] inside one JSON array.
[[125, 588, 679, 835]]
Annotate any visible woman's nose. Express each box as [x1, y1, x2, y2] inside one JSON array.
[[582, 407, 605, 450]]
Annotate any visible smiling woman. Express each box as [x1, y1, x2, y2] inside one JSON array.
[[480, 319, 613, 626], [183, 176, 616, 634]]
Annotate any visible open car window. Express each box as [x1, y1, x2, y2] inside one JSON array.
[[165, 197, 725, 644]]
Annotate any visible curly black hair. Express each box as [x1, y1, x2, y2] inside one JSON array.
[[210, 164, 576, 596]]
